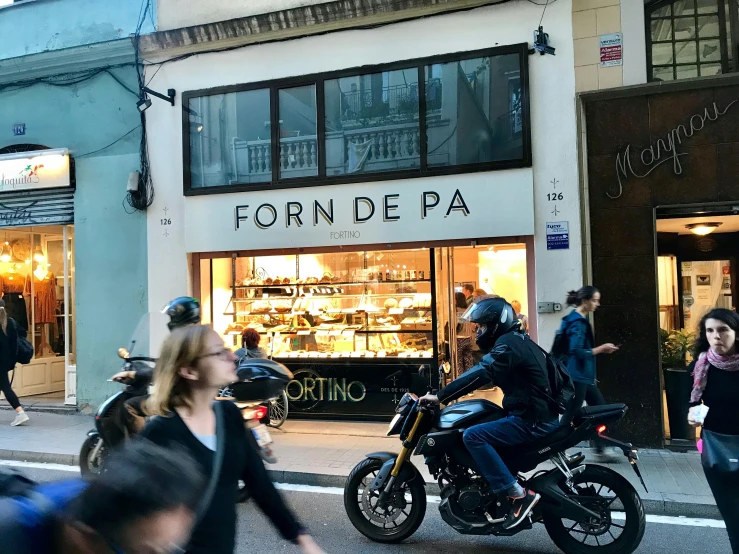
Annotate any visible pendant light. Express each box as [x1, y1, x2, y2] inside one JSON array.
[[33, 245, 46, 263], [0, 234, 11, 263]]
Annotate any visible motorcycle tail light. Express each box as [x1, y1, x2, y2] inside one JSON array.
[[597, 425, 607, 434], [255, 406, 268, 420]]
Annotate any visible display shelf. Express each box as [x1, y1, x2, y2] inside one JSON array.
[[235, 279, 430, 289]]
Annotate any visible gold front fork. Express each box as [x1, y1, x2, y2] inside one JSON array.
[[390, 411, 425, 477]]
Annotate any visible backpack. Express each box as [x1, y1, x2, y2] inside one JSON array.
[[550, 319, 573, 365], [523, 336, 576, 416], [12, 321, 34, 365]]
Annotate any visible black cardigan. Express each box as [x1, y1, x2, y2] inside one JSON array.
[[688, 360, 739, 436], [139, 400, 304, 554], [0, 318, 19, 372]]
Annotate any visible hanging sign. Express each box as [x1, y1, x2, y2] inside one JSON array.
[[0, 149, 71, 193]]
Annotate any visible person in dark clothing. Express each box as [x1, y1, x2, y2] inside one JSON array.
[[112, 296, 202, 435], [419, 297, 560, 530], [463, 283, 475, 307], [558, 287, 618, 456], [0, 298, 27, 426], [140, 324, 325, 554], [688, 308, 739, 553], [3, 439, 205, 554]]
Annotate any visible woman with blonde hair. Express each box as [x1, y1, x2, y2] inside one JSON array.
[[140, 324, 324, 554], [0, 299, 27, 426]]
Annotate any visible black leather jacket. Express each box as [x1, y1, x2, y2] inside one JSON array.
[[438, 331, 558, 423]]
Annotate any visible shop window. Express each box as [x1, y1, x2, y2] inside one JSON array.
[[646, 0, 739, 81], [324, 68, 421, 176], [183, 44, 531, 194], [425, 54, 523, 168]]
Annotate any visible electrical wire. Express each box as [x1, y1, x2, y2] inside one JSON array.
[[76, 126, 141, 158], [539, 0, 551, 26]]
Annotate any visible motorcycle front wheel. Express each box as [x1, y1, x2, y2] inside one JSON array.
[[79, 436, 105, 478], [344, 458, 426, 543], [543, 465, 646, 554]]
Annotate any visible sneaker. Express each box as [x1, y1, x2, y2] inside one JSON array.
[[503, 489, 540, 530], [11, 412, 29, 427]]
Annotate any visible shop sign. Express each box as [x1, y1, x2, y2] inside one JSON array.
[[0, 149, 71, 193], [545, 221, 569, 250], [610, 99, 738, 199], [599, 33, 622, 67], [184, 169, 535, 252]]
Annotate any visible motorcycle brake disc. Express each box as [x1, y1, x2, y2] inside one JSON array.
[[361, 487, 406, 525]]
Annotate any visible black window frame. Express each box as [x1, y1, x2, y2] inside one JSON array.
[[181, 43, 532, 196], [645, 0, 739, 81]]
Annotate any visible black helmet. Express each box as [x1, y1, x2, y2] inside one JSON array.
[[163, 297, 201, 330], [461, 296, 518, 352]]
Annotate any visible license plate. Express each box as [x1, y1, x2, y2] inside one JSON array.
[[252, 425, 272, 447]]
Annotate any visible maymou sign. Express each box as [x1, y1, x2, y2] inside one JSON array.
[[0, 149, 71, 193], [183, 169, 535, 252]]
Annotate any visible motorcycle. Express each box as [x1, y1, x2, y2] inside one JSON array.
[[344, 366, 648, 554]]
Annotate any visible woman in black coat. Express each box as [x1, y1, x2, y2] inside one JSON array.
[[0, 298, 28, 426]]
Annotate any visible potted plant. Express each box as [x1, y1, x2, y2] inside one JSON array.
[[661, 328, 696, 441]]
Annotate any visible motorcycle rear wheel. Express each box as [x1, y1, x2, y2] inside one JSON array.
[[344, 458, 426, 543], [79, 436, 105, 478], [543, 465, 646, 554]]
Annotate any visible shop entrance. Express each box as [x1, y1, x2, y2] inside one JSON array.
[[656, 211, 738, 444], [0, 225, 75, 406]]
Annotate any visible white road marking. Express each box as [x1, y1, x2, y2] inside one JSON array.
[[0, 461, 727, 529]]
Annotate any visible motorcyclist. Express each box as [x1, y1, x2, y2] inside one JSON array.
[[419, 296, 560, 530], [111, 297, 201, 435]]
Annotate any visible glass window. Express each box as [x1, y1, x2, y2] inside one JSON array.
[[324, 68, 421, 176], [188, 88, 271, 188], [425, 53, 522, 168], [279, 85, 318, 179], [647, 0, 731, 82]]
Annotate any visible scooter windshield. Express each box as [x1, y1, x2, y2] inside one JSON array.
[[124, 311, 170, 361]]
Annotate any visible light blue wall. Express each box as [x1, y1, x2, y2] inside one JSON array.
[[0, 0, 156, 60], [0, 65, 148, 409]]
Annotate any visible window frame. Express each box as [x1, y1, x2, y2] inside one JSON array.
[[181, 43, 532, 196], [645, 0, 739, 81]]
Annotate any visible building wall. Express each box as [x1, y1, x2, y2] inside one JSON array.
[[144, 0, 582, 347], [0, 0, 155, 60], [573, 0, 624, 91], [0, 62, 148, 409], [157, 0, 334, 31]]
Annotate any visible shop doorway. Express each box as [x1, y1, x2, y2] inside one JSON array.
[[656, 212, 738, 444], [0, 226, 75, 407]]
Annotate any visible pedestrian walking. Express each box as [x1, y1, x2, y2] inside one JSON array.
[[0, 299, 28, 426], [141, 324, 325, 554], [558, 286, 619, 457], [688, 308, 739, 553], [2, 439, 205, 554]]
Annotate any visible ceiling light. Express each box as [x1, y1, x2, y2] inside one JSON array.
[[686, 222, 722, 236], [33, 245, 46, 263], [0, 243, 11, 263]]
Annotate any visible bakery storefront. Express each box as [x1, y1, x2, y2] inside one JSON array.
[[0, 146, 75, 404], [581, 75, 739, 447], [180, 45, 536, 420]]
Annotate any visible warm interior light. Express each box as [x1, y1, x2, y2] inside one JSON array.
[[0, 242, 10, 263], [33, 246, 46, 263], [686, 222, 722, 236]]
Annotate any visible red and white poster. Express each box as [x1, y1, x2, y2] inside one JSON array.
[[600, 33, 623, 67]]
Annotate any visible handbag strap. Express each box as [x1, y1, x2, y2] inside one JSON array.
[[195, 401, 227, 524]]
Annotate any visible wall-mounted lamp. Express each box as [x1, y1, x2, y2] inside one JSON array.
[[137, 87, 176, 113], [686, 222, 722, 236]]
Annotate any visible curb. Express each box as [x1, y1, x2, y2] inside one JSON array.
[[2, 451, 722, 520]]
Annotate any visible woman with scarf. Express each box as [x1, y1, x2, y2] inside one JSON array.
[[688, 308, 739, 552]]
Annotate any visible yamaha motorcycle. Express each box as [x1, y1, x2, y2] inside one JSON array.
[[344, 366, 648, 554]]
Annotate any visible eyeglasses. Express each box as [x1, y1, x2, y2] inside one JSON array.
[[197, 348, 233, 362]]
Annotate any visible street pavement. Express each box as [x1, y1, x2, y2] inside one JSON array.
[[4, 463, 733, 554]]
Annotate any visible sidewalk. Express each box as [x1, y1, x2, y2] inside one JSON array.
[[0, 412, 719, 519]]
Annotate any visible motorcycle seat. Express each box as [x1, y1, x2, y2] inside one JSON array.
[[508, 424, 573, 457], [573, 403, 627, 424]]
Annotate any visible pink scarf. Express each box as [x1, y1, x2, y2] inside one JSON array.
[[690, 348, 739, 403]]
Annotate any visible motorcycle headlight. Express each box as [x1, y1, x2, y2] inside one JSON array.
[[387, 413, 403, 436]]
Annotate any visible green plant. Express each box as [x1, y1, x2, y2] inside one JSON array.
[[660, 328, 696, 369]]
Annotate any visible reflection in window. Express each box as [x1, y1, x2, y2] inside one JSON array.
[[279, 85, 318, 179], [425, 54, 523, 168], [647, 0, 734, 81], [324, 69, 421, 175], [188, 88, 271, 188]]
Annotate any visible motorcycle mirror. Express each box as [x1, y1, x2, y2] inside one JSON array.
[[118, 348, 130, 360]]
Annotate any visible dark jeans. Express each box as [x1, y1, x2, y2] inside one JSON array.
[[571, 381, 607, 451], [0, 369, 20, 410], [704, 465, 739, 552], [463, 415, 560, 494]]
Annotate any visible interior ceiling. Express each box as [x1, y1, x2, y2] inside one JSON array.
[[656, 215, 739, 235]]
